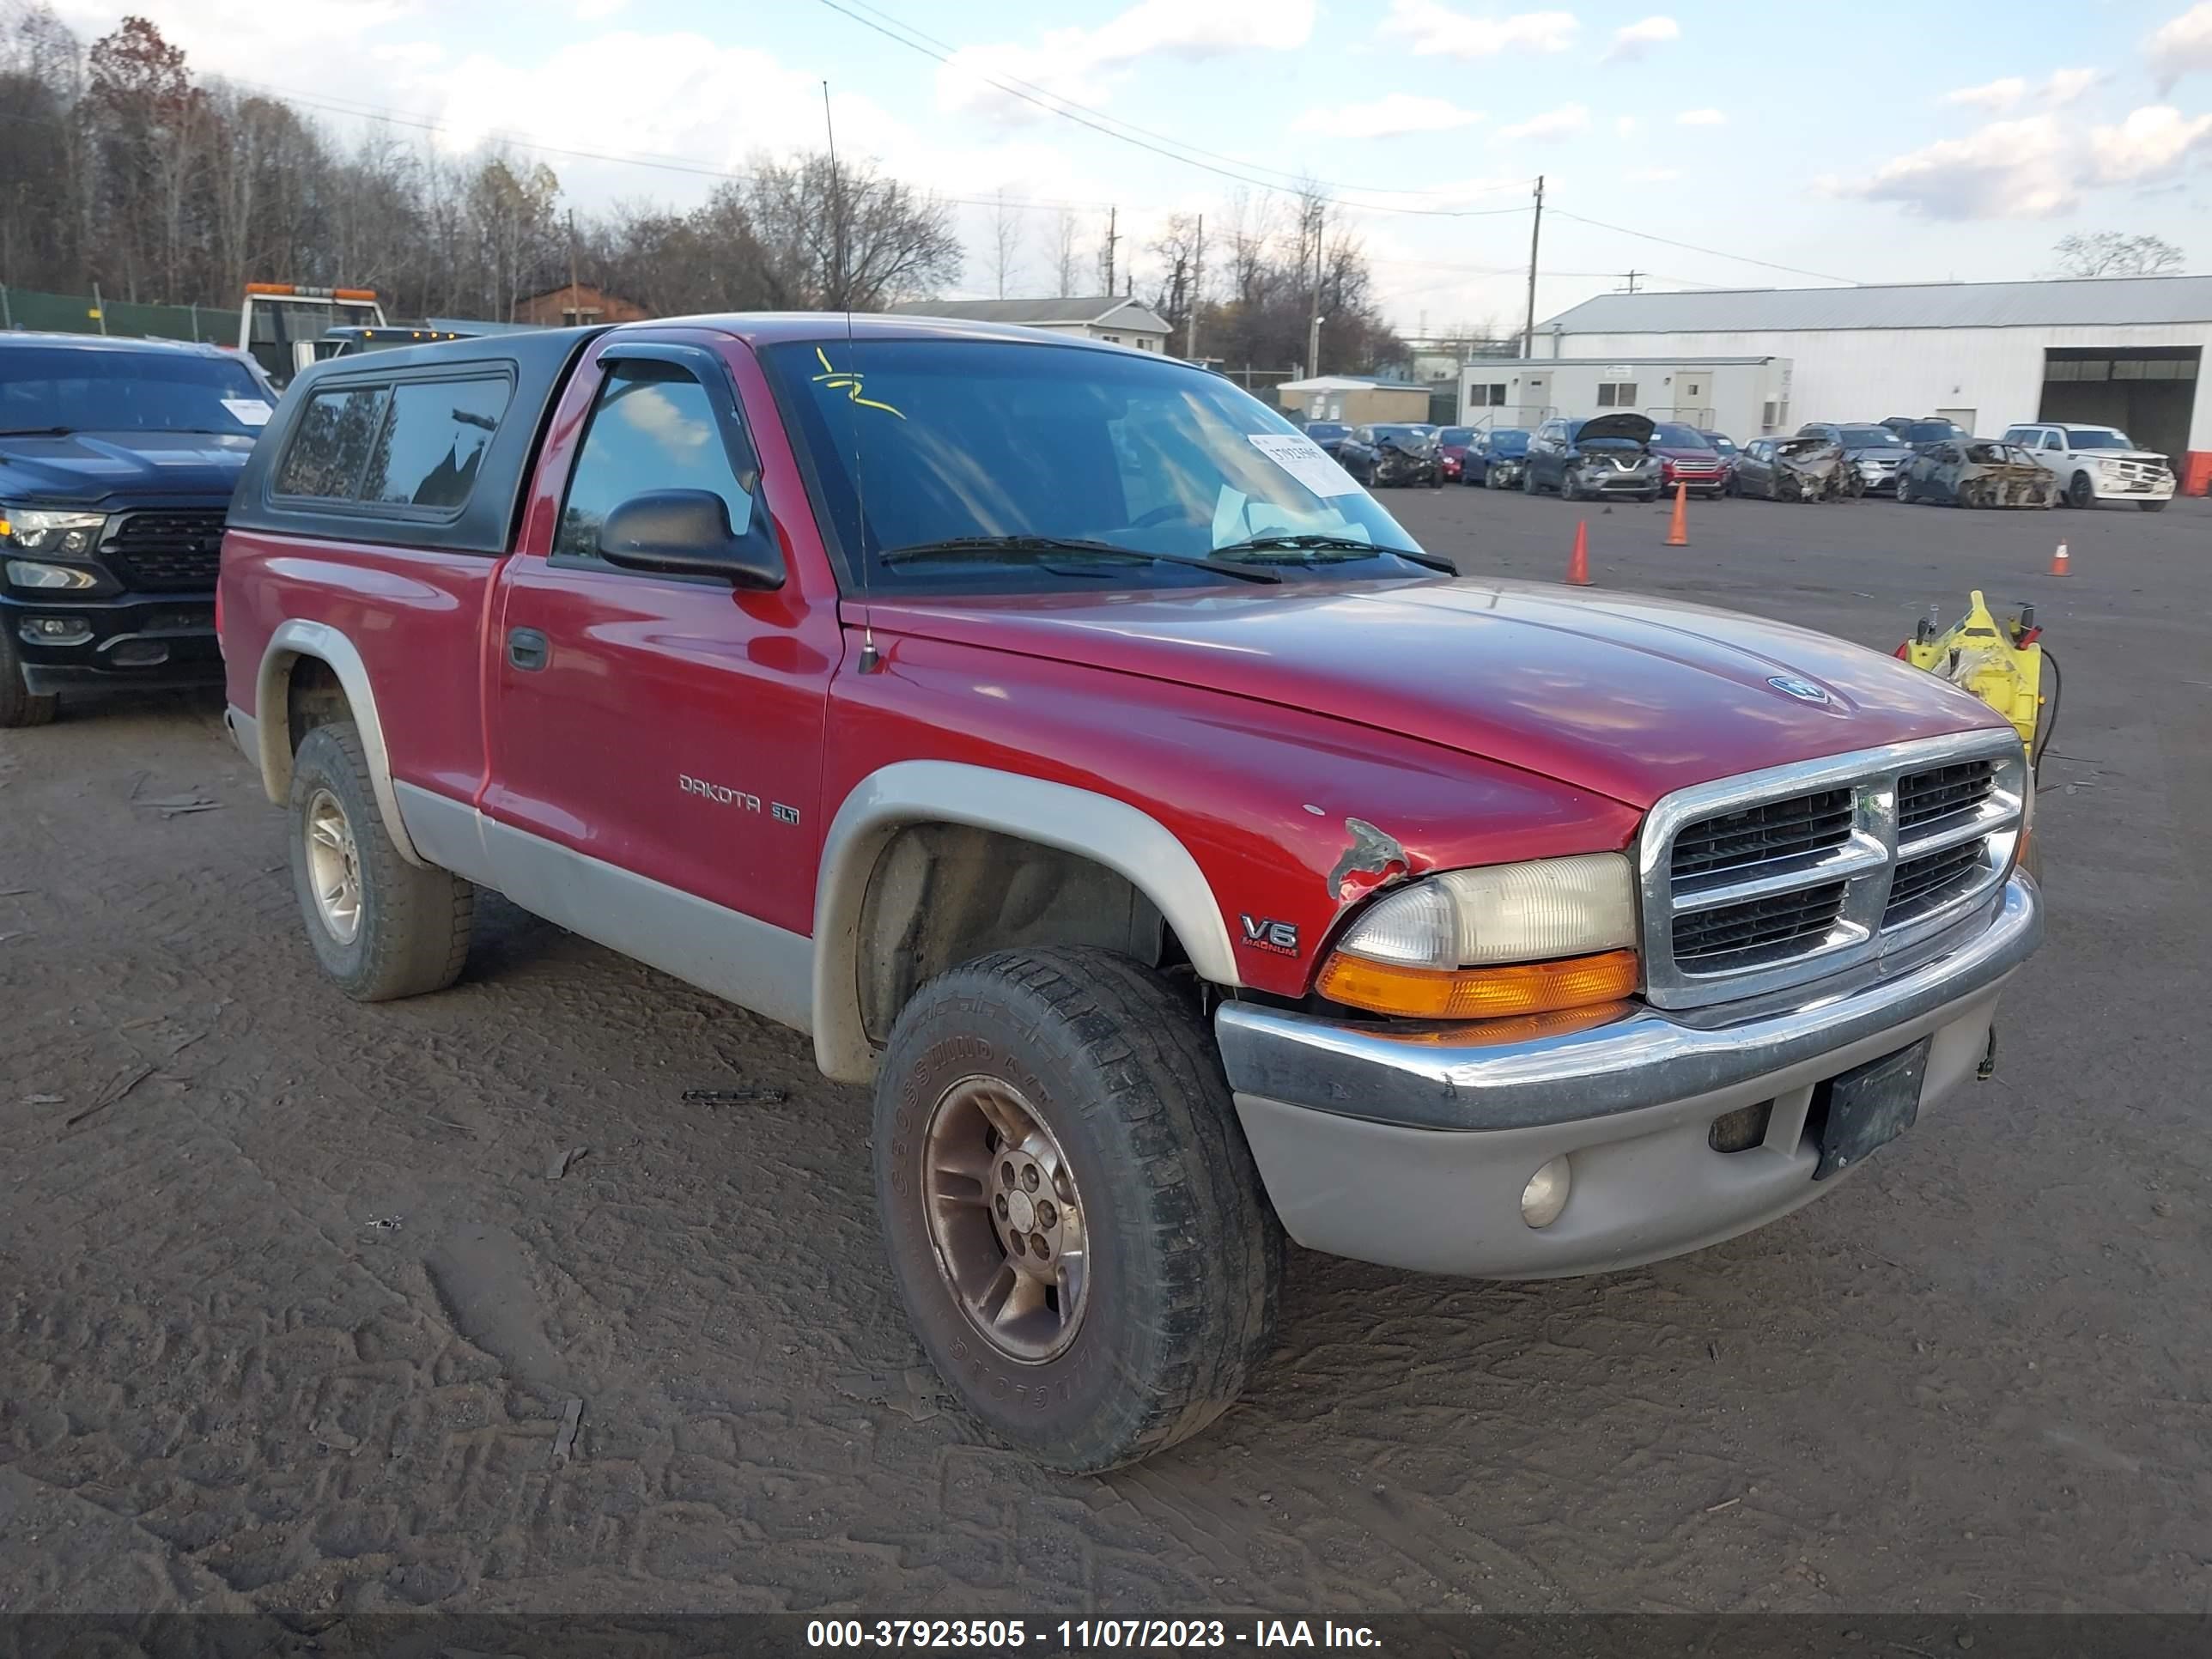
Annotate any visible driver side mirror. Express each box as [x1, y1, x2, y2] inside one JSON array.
[[598, 489, 783, 589]]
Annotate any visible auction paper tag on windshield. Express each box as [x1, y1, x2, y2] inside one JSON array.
[[222, 398, 274, 428], [1248, 433, 1360, 497]]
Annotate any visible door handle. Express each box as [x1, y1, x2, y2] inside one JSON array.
[[507, 628, 549, 672]]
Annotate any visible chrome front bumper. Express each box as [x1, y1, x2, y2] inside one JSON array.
[[1216, 874, 2042, 1278]]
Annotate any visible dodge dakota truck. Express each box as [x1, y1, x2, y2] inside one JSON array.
[[218, 318, 2045, 1472]]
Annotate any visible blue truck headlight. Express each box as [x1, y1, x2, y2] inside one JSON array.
[[6, 558, 101, 591]]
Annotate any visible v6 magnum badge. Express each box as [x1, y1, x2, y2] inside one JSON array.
[[1240, 915, 1300, 956]]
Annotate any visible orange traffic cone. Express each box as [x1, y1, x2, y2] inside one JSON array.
[[1566, 519, 1592, 586], [2050, 541, 2070, 577], [1665, 483, 1689, 546]]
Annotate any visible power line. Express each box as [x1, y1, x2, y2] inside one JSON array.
[[823, 0, 1530, 206], [1549, 209, 1860, 285], [811, 0, 1535, 218]]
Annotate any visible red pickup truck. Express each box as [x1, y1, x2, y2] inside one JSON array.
[[219, 317, 2044, 1471]]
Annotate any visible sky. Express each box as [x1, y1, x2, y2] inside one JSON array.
[[53, 0, 2212, 340]]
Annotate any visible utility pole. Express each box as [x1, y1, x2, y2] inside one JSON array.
[[1102, 204, 1118, 295], [1306, 200, 1324, 378], [1522, 174, 1544, 358], [1186, 213, 1202, 361], [1620, 269, 1644, 294]]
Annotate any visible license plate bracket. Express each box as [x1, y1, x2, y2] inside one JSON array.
[[1813, 1036, 1931, 1180]]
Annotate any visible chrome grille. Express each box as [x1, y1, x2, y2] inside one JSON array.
[[1671, 787, 1852, 883], [1638, 730, 2027, 1011], [1898, 757, 1993, 835]]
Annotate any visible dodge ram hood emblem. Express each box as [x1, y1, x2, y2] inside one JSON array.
[[1767, 674, 1832, 704]]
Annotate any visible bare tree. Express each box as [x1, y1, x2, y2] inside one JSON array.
[[988, 186, 1022, 298], [1052, 209, 1079, 297], [1146, 211, 1206, 342], [746, 151, 961, 310], [2051, 232, 2185, 278]]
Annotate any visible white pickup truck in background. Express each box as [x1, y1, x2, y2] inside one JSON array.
[[2002, 422, 2175, 512]]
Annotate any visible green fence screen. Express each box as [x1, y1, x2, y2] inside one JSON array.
[[0, 285, 231, 344]]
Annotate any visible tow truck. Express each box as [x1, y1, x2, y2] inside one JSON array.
[[237, 283, 386, 387]]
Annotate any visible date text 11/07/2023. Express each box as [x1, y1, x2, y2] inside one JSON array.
[[805, 1620, 1383, 1650]]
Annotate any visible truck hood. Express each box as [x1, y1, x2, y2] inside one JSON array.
[[866, 578, 2007, 810], [0, 430, 254, 507]]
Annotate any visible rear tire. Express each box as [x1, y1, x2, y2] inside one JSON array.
[[287, 720, 474, 1001], [0, 629, 58, 729], [873, 946, 1282, 1473]]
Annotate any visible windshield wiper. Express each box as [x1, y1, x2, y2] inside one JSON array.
[[0, 427, 71, 437], [878, 535, 1281, 584], [1212, 533, 1456, 574]]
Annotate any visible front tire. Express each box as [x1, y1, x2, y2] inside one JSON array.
[[287, 720, 474, 1000], [2139, 498, 2168, 513], [874, 946, 1282, 1473], [0, 629, 59, 729], [2067, 471, 2096, 510]]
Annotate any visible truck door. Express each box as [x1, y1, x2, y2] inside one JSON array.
[[483, 334, 839, 947]]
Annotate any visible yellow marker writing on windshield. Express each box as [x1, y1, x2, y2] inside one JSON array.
[[812, 346, 905, 419]]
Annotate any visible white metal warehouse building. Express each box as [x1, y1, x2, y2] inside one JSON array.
[[1526, 274, 2212, 495]]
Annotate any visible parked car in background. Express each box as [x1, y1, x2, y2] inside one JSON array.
[[0, 332, 276, 727], [1730, 435, 1858, 502], [1999, 422, 2173, 512], [217, 312, 2042, 1473], [1883, 417, 1972, 451], [1699, 431, 1741, 489], [1898, 440, 2057, 508], [1647, 422, 1728, 499], [1301, 420, 1351, 458], [1523, 414, 1662, 501], [1436, 427, 1476, 483], [1339, 423, 1443, 488], [1799, 422, 1916, 495], [1467, 427, 1533, 489]]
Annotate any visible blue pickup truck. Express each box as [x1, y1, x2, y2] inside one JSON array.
[[1, 332, 275, 726]]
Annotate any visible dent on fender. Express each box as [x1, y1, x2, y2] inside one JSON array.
[[1327, 817, 1413, 903]]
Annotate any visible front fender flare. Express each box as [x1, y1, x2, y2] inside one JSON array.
[[811, 761, 1241, 1084], [253, 621, 426, 866]]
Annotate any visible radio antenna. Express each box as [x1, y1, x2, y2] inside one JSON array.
[[823, 79, 881, 673]]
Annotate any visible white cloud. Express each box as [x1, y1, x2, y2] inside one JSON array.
[[2148, 3, 2212, 92], [1292, 94, 1486, 138], [1674, 107, 1726, 126], [1942, 76, 2027, 112], [2089, 103, 2212, 180], [939, 0, 1316, 120], [1614, 114, 1638, 137], [1604, 15, 1679, 61], [1833, 113, 2075, 218], [1839, 100, 2212, 218], [1379, 1, 1580, 59], [1498, 101, 1589, 140], [2045, 68, 2101, 106], [1625, 167, 1680, 182], [1941, 70, 2100, 112]]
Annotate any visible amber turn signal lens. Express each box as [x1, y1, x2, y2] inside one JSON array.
[[1316, 948, 1640, 1019]]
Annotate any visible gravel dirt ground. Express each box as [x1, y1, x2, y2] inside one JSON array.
[[2, 486, 2206, 1619]]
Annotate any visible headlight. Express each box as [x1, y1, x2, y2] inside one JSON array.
[[1316, 853, 1640, 1018], [5, 559, 100, 591], [0, 507, 106, 556]]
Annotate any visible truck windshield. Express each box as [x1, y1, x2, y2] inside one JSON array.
[[1838, 426, 1894, 448], [767, 338, 1425, 592], [2065, 427, 2135, 450], [0, 348, 270, 435]]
